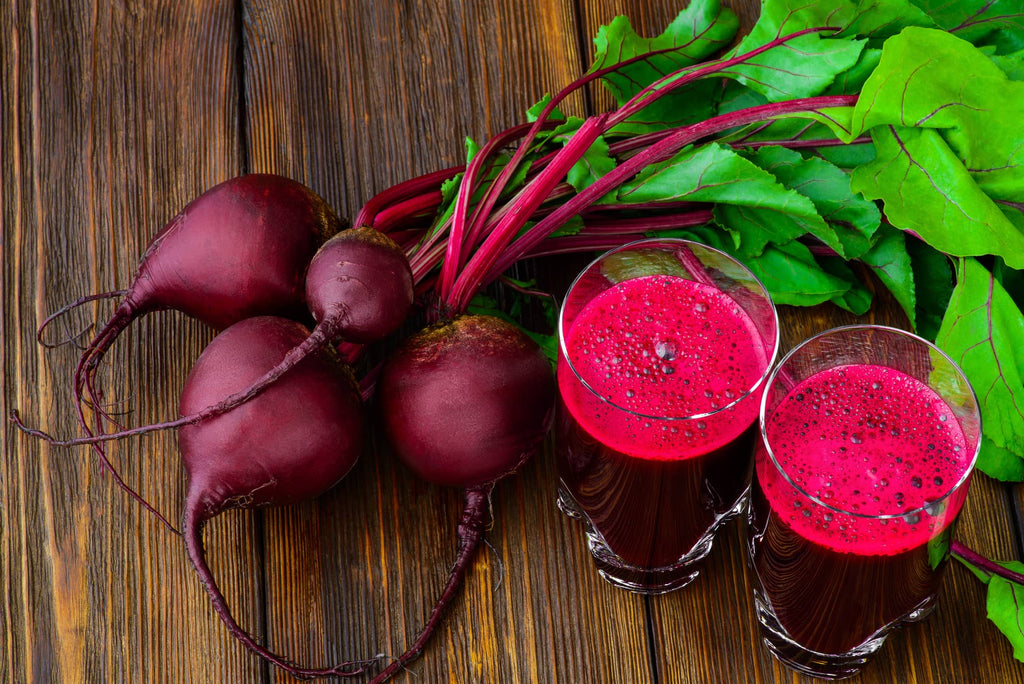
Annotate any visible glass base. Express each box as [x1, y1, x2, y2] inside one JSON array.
[[752, 588, 937, 680], [557, 487, 747, 595]]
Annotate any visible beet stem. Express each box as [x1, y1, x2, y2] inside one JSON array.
[[354, 166, 462, 230], [446, 27, 847, 310], [369, 485, 493, 684], [182, 502, 378, 678], [951, 539, 1024, 585], [476, 94, 857, 295], [438, 122, 553, 299], [372, 192, 443, 235], [456, 41, 724, 277]]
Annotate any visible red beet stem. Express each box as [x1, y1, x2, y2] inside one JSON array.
[[951, 539, 1024, 585], [372, 191, 444, 234], [353, 166, 463, 229], [475, 94, 857, 294]]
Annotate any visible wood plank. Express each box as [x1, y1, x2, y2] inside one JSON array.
[[2, 1, 264, 681]]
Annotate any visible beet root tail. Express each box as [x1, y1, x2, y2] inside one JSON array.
[[182, 502, 380, 679], [369, 484, 493, 683]]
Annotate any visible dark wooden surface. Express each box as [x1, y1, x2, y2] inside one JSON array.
[[3, 1, 1023, 682]]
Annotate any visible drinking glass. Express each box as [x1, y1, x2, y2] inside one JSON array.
[[748, 325, 981, 679], [556, 238, 779, 593]]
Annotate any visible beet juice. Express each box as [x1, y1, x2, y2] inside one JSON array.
[[557, 262, 774, 592], [749, 360, 976, 675]]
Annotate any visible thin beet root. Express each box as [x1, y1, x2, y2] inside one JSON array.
[[179, 316, 374, 678], [368, 486, 492, 684], [35, 289, 129, 349]]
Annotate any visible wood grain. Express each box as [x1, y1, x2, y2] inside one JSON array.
[[3, 0, 1024, 682], [2, 1, 260, 681]]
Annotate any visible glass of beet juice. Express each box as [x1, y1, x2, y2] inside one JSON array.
[[748, 325, 981, 679], [556, 238, 779, 593]]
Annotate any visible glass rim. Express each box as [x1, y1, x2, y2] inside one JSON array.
[[557, 237, 780, 422], [758, 324, 982, 521]]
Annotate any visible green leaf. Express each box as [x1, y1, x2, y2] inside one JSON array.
[[812, 140, 877, 170], [525, 94, 566, 123], [991, 49, 1024, 80], [907, 236, 954, 340], [988, 571, 1024, 662], [956, 553, 1024, 660], [935, 258, 1024, 479], [996, 258, 1024, 308], [431, 173, 464, 232], [589, 0, 739, 134], [909, 0, 1024, 53], [851, 28, 1024, 204], [619, 143, 829, 257], [744, 240, 853, 307], [649, 226, 852, 309], [562, 133, 615, 193], [978, 437, 1024, 482], [860, 225, 915, 327], [465, 136, 481, 163], [742, 0, 934, 45], [727, 0, 865, 102], [819, 256, 872, 314], [548, 215, 584, 239], [927, 529, 951, 571], [825, 46, 883, 94], [743, 145, 880, 258], [840, 0, 937, 43], [850, 125, 1024, 269]]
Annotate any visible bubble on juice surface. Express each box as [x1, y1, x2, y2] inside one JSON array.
[[654, 338, 679, 361], [757, 363, 972, 555], [560, 274, 769, 458]]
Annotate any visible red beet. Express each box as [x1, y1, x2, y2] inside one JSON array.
[[370, 313, 555, 682], [179, 316, 369, 679]]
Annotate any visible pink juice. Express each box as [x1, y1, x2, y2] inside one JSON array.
[[750, 363, 973, 654], [557, 274, 771, 571]]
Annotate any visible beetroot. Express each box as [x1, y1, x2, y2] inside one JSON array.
[[378, 314, 554, 487], [305, 226, 414, 344], [370, 314, 555, 682], [179, 316, 370, 678]]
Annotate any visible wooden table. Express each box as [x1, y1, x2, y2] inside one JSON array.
[[3, 1, 1023, 682]]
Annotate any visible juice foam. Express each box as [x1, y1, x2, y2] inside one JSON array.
[[758, 364, 971, 556], [560, 274, 768, 460]]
